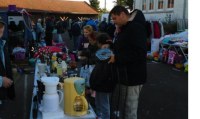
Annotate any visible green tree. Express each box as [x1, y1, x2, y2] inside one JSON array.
[[125, 0, 134, 11], [115, 0, 126, 6], [99, 8, 108, 13], [89, 0, 100, 10], [114, 0, 134, 11]]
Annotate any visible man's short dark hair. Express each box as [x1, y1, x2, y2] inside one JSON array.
[[110, 5, 129, 16]]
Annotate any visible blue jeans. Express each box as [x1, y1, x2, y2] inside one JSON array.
[[95, 92, 111, 119]]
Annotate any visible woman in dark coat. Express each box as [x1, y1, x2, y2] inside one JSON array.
[[78, 25, 99, 65]]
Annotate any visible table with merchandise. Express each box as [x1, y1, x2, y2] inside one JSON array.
[[29, 64, 96, 119]]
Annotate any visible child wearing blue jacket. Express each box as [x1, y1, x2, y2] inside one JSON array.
[[90, 33, 116, 119]]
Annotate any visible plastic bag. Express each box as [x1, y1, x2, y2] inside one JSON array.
[[79, 65, 94, 87]]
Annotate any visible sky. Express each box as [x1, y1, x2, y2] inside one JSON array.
[[67, 0, 116, 11]]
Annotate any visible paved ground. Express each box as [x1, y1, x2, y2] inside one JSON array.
[[0, 61, 188, 119], [138, 61, 188, 119], [0, 66, 34, 119]]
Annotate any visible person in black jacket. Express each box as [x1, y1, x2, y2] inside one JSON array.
[[45, 17, 54, 46], [71, 18, 81, 51], [0, 18, 15, 105], [109, 6, 147, 119], [90, 33, 115, 119]]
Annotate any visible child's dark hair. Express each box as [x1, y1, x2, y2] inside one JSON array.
[[96, 33, 112, 45]]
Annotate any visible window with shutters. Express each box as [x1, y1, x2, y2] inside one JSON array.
[[158, 0, 164, 9], [167, 0, 174, 8], [149, 0, 154, 10], [142, 0, 147, 10]]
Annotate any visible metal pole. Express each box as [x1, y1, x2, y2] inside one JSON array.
[[105, 0, 106, 9], [183, 0, 187, 19]]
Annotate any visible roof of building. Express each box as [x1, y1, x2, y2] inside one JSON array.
[[0, 0, 98, 15]]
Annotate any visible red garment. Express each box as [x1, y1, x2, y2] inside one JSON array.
[[153, 21, 161, 38]]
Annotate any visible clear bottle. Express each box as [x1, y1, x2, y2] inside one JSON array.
[[57, 63, 63, 76]]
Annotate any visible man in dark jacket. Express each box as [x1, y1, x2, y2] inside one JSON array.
[[71, 18, 81, 51], [45, 17, 54, 46], [109, 6, 147, 119], [0, 18, 15, 105]]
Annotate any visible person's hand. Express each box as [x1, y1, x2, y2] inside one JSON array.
[[77, 51, 82, 56], [2, 77, 13, 88], [78, 56, 87, 60], [108, 55, 115, 64]]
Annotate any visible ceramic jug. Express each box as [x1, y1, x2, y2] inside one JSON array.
[[41, 77, 63, 112]]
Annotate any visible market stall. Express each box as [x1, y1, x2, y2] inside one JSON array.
[[29, 43, 96, 119], [147, 30, 188, 71], [160, 30, 188, 63], [29, 63, 96, 119], [160, 41, 188, 61]]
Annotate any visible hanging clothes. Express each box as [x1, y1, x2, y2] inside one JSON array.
[[150, 21, 154, 38], [159, 21, 165, 37], [146, 21, 152, 39], [153, 21, 161, 38]]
